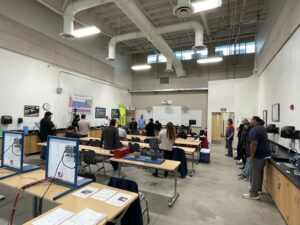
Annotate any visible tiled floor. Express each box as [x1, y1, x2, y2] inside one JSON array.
[[0, 144, 286, 225]]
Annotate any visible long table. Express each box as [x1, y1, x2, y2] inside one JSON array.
[[0, 168, 138, 225], [121, 140, 197, 177], [110, 157, 181, 207]]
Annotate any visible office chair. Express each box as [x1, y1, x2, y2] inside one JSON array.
[[81, 150, 106, 176], [107, 177, 149, 225], [131, 137, 141, 143]]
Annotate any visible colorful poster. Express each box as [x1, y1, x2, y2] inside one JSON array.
[[69, 94, 93, 114]]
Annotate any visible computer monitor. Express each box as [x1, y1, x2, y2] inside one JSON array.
[[189, 120, 196, 126]]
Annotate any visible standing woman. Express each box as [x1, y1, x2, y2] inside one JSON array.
[[153, 122, 176, 177]]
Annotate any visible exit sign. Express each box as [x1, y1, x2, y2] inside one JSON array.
[[220, 108, 227, 112]]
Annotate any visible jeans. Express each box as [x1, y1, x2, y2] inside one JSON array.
[[227, 140, 233, 156], [249, 158, 267, 197], [242, 157, 251, 178]]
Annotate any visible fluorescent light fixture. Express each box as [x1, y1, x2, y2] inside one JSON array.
[[72, 26, 101, 38], [192, 0, 222, 13], [131, 64, 152, 71], [197, 57, 223, 64]]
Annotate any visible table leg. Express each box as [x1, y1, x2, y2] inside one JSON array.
[[168, 169, 179, 207], [32, 196, 38, 217], [196, 146, 200, 165], [190, 152, 195, 177]]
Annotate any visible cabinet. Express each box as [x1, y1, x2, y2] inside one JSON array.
[[90, 129, 102, 138], [264, 161, 300, 225]]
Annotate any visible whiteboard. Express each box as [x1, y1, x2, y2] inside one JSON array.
[[153, 106, 182, 126], [181, 110, 202, 127]]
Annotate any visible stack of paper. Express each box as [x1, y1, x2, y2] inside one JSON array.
[[32, 208, 74, 225], [72, 186, 98, 198]]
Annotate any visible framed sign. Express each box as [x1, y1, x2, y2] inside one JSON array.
[[111, 109, 120, 119], [263, 110, 267, 127], [95, 107, 106, 118], [69, 94, 93, 114], [272, 104, 280, 122], [24, 105, 40, 117]]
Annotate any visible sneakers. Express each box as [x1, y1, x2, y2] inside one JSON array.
[[238, 175, 249, 181], [248, 187, 263, 194], [225, 154, 233, 157], [242, 193, 260, 200]]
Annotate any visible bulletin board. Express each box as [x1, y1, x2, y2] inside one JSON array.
[[1, 131, 24, 171], [69, 94, 93, 114], [46, 136, 79, 187]]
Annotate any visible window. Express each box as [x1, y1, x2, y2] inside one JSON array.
[[147, 49, 208, 64], [215, 41, 255, 56]]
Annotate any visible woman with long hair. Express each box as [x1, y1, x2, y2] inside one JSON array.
[[153, 122, 176, 177]]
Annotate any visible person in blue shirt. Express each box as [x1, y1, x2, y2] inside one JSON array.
[[242, 116, 270, 200], [225, 119, 235, 157], [137, 114, 146, 129]]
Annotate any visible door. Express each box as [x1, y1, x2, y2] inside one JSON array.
[[211, 113, 223, 144]]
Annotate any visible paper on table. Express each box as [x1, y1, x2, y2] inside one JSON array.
[[32, 208, 74, 225], [91, 188, 117, 201], [105, 192, 133, 207], [60, 208, 106, 225], [72, 186, 98, 198]]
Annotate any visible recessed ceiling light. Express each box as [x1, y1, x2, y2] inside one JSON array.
[[197, 57, 223, 64], [131, 64, 152, 71], [192, 0, 222, 13], [72, 26, 101, 38]]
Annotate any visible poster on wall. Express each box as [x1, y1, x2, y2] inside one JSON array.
[[69, 94, 93, 114], [272, 104, 280, 122], [24, 105, 40, 117], [111, 109, 120, 119], [95, 107, 106, 118]]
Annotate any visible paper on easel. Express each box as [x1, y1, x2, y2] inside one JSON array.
[[105, 193, 133, 207], [60, 208, 106, 225], [91, 188, 118, 201], [32, 208, 74, 225], [72, 186, 98, 198]]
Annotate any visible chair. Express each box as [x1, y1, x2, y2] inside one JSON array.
[[81, 150, 106, 176], [131, 137, 141, 143], [171, 147, 188, 178], [107, 177, 149, 225], [129, 143, 140, 153]]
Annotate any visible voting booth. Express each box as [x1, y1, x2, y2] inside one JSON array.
[[45, 136, 93, 200], [1, 131, 39, 179]]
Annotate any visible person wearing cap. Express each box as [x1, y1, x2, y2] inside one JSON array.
[[39, 111, 56, 160]]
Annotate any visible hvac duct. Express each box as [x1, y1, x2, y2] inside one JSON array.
[[107, 21, 205, 67], [61, 0, 111, 39], [112, 0, 186, 77]]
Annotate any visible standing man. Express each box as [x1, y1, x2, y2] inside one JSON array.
[[103, 116, 110, 127], [100, 119, 120, 170], [145, 118, 155, 137], [242, 116, 270, 200], [225, 119, 234, 157], [137, 114, 146, 130], [118, 124, 127, 140], [39, 111, 56, 160], [78, 114, 90, 136], [129, 117, 138, 134]]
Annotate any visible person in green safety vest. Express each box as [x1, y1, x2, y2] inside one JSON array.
[[118, 104, 126, 126]]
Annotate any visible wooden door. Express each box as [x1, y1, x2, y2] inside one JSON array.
[[289, 184, 300, 225], [211, 113, 223, 143]]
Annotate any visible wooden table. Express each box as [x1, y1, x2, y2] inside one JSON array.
[[0, 169, 138, 224], [110, 157, 181, 207], [121, 140, 197, 176], [80, 136, 101, 142], [23, 204, 106, 225]]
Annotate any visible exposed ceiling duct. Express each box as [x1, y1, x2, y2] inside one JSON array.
[[173, 0, 194, 18], [61, 0, 110, 39], [107, 21, 205, 71], [62, 0, 187, 77]]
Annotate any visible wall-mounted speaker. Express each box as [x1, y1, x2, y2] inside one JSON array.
[[1, 115, 12, 125]]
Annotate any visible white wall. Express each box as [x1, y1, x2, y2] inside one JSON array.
[[0, 48, 131, 130], [207, 76, 258, 142], [258, 27, 300, 153]]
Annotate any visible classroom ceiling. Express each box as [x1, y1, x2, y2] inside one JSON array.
[[37, 0, 266, 54]]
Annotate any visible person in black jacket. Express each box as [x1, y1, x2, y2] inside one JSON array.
[[100, 119, 120, 170], [129, 117, 138, 134], [154, 120, 162, 135], [145, 118, 155, 136], [39, 111, 56, 160]]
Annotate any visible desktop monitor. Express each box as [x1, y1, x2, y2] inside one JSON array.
[[189, 120, 196, 126]]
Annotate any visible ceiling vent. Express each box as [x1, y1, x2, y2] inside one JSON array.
[[160, 76, 170, 84], [59, 33, 75, 40], [173, 0, 194, 18]]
